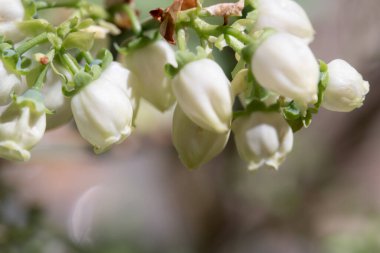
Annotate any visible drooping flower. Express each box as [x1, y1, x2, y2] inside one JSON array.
[[0, 89, 46, 161], [172, 106, 230, 169], [232, 112, 293, 170], [251, 32, 320, 110], [0, 0, 25, 41], [322, 59, 370, 112], [71, 62, 134, 154], [0, 60, 26, 105], [42, 70, 72, 130], [252, 0, 315, 43], [172, 58, 233, 133], [125, 40, 177, 112]]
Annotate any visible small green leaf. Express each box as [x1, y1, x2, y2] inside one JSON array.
[[62, 32, 94, 51], [18, 19, 54, 36], [74, 71, 93, 90], [77, 19, 95, 30]]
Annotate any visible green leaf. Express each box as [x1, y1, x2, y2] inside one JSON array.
[[62, 32, 94, 51], [18, 19, 54, 36], [57, 17, 79, 38]]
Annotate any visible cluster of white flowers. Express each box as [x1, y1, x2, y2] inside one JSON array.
[[0, 0, 370, 170]]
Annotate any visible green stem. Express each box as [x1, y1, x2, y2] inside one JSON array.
[[15, 33, 49, 55], [60, 53, 80, 75], [224, 27, 252, 44], [123, 4, 141, 35], [36, 1, 80, 10], [177, 29, 187, 51], [82, 51, 93, 64], [224, 34, 245, 53], [33, 64, 49, 90]]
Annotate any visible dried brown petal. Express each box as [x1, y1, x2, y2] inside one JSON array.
[[204, 0, 244, 17]]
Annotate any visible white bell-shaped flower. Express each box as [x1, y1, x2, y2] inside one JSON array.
[[0, 89, 46, 161], [71, 62, 134, 154], [0, 0, 25, 41], [172, 58, 233, 133], [251, 33, 319, 110], [43, 70, 72, 130], [125, 40, 177, 112], [322, 59, 370, 112], [0, 60, 26, 105], [172, 106, 230, 169], [253, 0, 315, 43], [232, 112, 293, 170]]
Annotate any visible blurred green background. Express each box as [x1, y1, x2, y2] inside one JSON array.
[[1, 0, 380, 252]]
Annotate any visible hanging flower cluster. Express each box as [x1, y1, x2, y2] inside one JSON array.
[[0, 0, 370, 170]]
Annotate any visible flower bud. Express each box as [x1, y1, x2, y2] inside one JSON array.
[[125, 40, 177, 112], [172, 59, 233, 133], [0, 89, 46, 161], [43, 70, 72, 130], [253, 0, 315, 43], [322, 59, 370, 112], [71, 62, 134, 154], [232, 112, 293, 170], [0, 0, 25, 41], [172, 106, 230, 169], [0, 60, 27, 105], [251, 33, 319, 110]]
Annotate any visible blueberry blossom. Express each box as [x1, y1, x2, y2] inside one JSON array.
[[0, 89, 46, 161], [251, 32, 320, 110], [172, 106, 230, 169], [252, 0, 315, 43], [172, 58, 233, 133], [125, 40, 177, 112], [322, 59, 370, 112], [232, 112, 293, 170], [43, 70, 72, 130], [71, 62, 134, 154], [0, 0, 25, 41], [0, 60, 27, 105]]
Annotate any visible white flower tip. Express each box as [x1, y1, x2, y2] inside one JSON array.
[[0, 141, 31, 161], [93, 126, 132, 155]]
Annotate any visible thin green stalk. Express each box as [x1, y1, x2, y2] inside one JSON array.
[[177, 29, 187, 51], [36, 1, 80, 10], [60, 53, 80, 75], [123, 5, 141, 35], [33, 64, 49, 90], [16, 33, 49, 55]]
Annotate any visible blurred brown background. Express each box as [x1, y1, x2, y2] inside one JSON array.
[[1, 0, 380, 252]]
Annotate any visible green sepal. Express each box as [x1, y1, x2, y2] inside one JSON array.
[[62, 32, 94, 51], [119, 32, 160, 55], [314, 60, 329, 109], [13, 89, 51, 114], [166, 46, 211, 79], [233, 99, 280, 120], [242, 28, 275, 63], [281, 101, 313, 132], [1, 48, 20, 74], [17, 19, 54, 36], [96, 49, 113, 70], [57, 17, 80, 38], [73, 71, 93, 90]]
